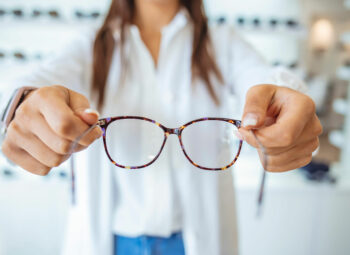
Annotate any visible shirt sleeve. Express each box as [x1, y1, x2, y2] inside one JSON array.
[[0, 31, 95, 120], [230, 31, 307, 101], [16, 32, 94, 93]]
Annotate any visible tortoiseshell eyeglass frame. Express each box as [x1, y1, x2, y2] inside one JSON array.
[[70, 116, 267, 213], [95, 116, 243, 171]]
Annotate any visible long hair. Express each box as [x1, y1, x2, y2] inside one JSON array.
[[92, 0, 223, 109]]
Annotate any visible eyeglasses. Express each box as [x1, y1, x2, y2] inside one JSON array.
[[93, 116, 243, 170], [70, 116, 267, 214]]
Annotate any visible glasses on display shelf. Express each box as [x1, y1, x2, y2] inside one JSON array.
[[75, 10, 101, 19], [12, 9, 24, 18], [252, 18, 261, 27], [13, 52, 26, 60], [0, 7, 103, 20], [30, 9, 61, 18], [0, 51, 44, 61], [286, 19, 299, 28], [269, 19, 279, 27], [48, 10, 60, 18], [69, 116, 267, 215]]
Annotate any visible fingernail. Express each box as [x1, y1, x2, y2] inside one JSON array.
[[84, 108, 100, 117], [242, 113, 258, 128]]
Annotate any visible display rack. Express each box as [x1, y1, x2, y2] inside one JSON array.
[[329, 30, 350, 175], [332, 65, 350, 175]]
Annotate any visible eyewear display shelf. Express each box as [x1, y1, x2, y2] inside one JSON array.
[[331, 31, 350, 178], [332, 66, 350, 177]]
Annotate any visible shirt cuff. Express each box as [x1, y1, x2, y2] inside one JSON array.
[[267, 66, 308, 93]]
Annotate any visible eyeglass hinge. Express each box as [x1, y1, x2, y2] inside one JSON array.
[[97, 119, 106, 126]]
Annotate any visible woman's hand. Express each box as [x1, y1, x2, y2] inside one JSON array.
[[238, 84, 323, 172], [1, 85, 102, 175]]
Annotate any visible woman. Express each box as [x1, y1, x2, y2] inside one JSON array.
[[1, 0, 322, 254]]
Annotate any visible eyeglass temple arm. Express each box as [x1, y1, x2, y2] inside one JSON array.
[[69, 121, 103, 205], [251, 130, 268, 218]]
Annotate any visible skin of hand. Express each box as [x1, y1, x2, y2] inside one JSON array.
[[1, 85, 102, 176], [238, 84, 323, 172]]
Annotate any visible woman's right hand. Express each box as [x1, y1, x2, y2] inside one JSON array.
[[1, 85, 102, 175]]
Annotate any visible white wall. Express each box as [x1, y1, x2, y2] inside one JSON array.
[[204, 0, 300, 17]]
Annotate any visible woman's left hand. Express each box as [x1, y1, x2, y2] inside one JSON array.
[[238, 84, 323, 172]]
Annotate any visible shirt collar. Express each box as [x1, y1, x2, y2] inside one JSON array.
[[161, 7, 190, 36], [113, 7, 191, 42]]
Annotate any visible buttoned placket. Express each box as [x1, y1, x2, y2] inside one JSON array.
[[127, 11, 189, 235]]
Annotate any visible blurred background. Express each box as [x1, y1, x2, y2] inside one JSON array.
[[0, 0, 350, 254]]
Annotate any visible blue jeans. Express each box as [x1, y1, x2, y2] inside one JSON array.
[[114, 232, 185, 255]]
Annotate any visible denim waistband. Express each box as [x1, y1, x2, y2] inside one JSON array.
[[114, 232, 185, 255]]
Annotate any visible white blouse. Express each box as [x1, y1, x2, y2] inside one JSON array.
[[7, 8, 305, 255]]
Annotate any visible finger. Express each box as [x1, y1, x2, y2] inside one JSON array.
[[37, 96, 102, 146], [265, 155, 313, 172], [65, 90, 103, 144], [238, 128, 260, 148], [15, 97, 90, 151], [262, 138, 319, 170], [1, 139, 51, 176], [240, 114, 322, 152], [265, 116, 321, 155], [6, 121, 69, 168], [76, 109, 100, 125], [68, 90, 100, 125], [241, 84, 277, 129], [22, 113, 86, 154], [255, 89, 316, 148], [265, 136, 319, 157]]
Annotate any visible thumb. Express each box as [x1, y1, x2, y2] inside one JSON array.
[[68, 89, 100, 125], [241, 85, 277, 129], [78, 109, 100, 125]]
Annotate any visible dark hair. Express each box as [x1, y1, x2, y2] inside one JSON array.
[[92, 0, 223, 109]]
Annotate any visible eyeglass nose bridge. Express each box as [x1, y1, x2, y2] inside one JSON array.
[[164, 127, 182, 136]]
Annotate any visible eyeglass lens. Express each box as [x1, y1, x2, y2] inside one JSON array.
[[105, 119, 165, 168], [181, 119, 241, 169]]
